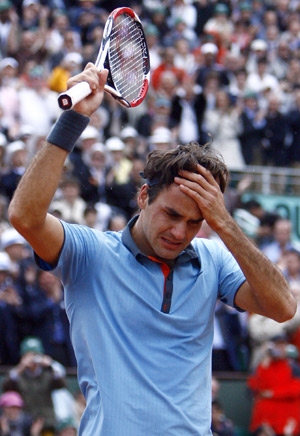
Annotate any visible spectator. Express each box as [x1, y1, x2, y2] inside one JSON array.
[[24, 269, 76, 367], [74, 142, 108, 205], [213, 301, 249, 372], [238, 91, 266, 165], [0, 0, 19, 58], [203, 3, 234, 55], [107, 213, 128, 232], [144, 24, 161, 71], [281, 16, 300, 52], [286, 88, 300, 166], [2, 336, 66, 436], [222, 51, 244, 94], [211, 399, 237, 436], [151, 46, 185, 92], [285, 58, 300, 90], [1, 227, 29, 278], [248, 335, 300, 436], [282, 249, 300, 295], [73, 391, 85, 429], [195, 42, 229, 89], [211, 375, 220, 401], [230, 9, 253, 55], [0, 195, 9, 240], [105, 136, 132, 185], [245, 57, 280, 96], [148, 97, 172, 135], [45, 10, 72, 61], [246, 38, 268, 73], [148, 126, 174, 151], [203, 89, 245, 170], [20, 0, 43, 31], [83, 203, 113, 232], [0, 57, 20, 136], [18, 64, 60, 137], [268, 39, 291, 81], [147, 6, 169, 41], [261, 93, 290, 166], [0, 133, 8, 174], [248, 308, 300, 372], [167, 0, 197, 31], [48, 52, 83, 94], [69, 124, 101, 184], [261, 218, 300, 268], [0, 140, 28, 201], [0, 251, 23, 365], [12, 26, 48, 76], [164, 17, 198, 51], [155, 69, 178, 101], [256, 212, 281, 251], [102, 94, 129, 138], [0, 390, 44, 436], [169, 75, 206, 145], [105, 153, 144, 220], [48, 28, 81, 71], [173, 37, 197, 75], [120, 126, 142, 161], [56, 418, 77, 436], [50, 177, 87, 225]]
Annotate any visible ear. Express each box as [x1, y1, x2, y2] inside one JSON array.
[[137, 184, 149, 210]]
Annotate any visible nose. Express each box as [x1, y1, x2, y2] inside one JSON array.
[[170, 221, 186, 241]]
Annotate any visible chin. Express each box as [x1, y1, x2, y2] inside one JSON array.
[[155, 247, 181, 261]]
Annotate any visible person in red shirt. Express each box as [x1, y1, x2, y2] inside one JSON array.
[[248, 335, 300, 436], [151, 46, 185, 92]]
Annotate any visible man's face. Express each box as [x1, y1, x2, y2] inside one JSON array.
[[136, 183, 203, 263]]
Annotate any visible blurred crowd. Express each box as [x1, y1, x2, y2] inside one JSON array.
[[0, 0, 300, 434]]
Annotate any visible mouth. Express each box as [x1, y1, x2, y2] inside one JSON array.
[[161, 236, 183, 249]]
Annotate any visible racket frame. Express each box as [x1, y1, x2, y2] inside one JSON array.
[[58, 7, 150, 110]]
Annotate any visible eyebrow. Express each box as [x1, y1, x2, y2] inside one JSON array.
[[165, 207, 204, 224]]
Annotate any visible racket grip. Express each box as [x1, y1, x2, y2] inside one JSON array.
[[58, 81, 92, 110]]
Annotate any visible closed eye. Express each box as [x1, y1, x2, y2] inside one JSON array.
[[165, 208, 203, 224], [188, 218, 204, 226]]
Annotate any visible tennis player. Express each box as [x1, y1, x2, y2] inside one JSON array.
[[8, 64, 297, 436]]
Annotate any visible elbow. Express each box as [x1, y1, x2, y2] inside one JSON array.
[[8, 201, 34, 236], [275, 297, 297, 323], [8, 201, 22, 230]]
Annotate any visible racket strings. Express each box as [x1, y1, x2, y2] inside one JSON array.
[[109, 15, 145, 102]]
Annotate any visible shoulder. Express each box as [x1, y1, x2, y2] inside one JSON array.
[[62, 221, 122, 248]]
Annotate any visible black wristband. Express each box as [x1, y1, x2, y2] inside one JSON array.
[[47, 110, 90, 153]]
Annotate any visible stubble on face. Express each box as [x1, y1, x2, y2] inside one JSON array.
[[131, 184, 203, 264]]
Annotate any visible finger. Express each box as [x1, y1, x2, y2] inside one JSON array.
[[178, 165, 219, 188], [84, 62, 95, 71], [174, 173, 213, 197], [67, 64, 100, 91], [98, 69, 109, 87]]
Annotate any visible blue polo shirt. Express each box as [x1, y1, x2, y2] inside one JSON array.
[[37, 217, 245, 436]]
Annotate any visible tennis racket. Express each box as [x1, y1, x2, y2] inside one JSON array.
[[58, 7, 150, 110]]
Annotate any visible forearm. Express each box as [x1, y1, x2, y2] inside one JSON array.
[[218, 216, 296, 322]]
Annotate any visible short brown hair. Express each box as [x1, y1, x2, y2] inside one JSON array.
[[142, 142, 229, 203]]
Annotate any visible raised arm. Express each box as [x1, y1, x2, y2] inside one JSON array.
[[174, 165, 297, 323], [8, 65, 108, 265]]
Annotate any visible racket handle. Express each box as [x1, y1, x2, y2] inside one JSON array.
[[58, 81, 92, 110]]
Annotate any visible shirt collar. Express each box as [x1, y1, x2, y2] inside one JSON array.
[[122, 215, 200, 267]]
